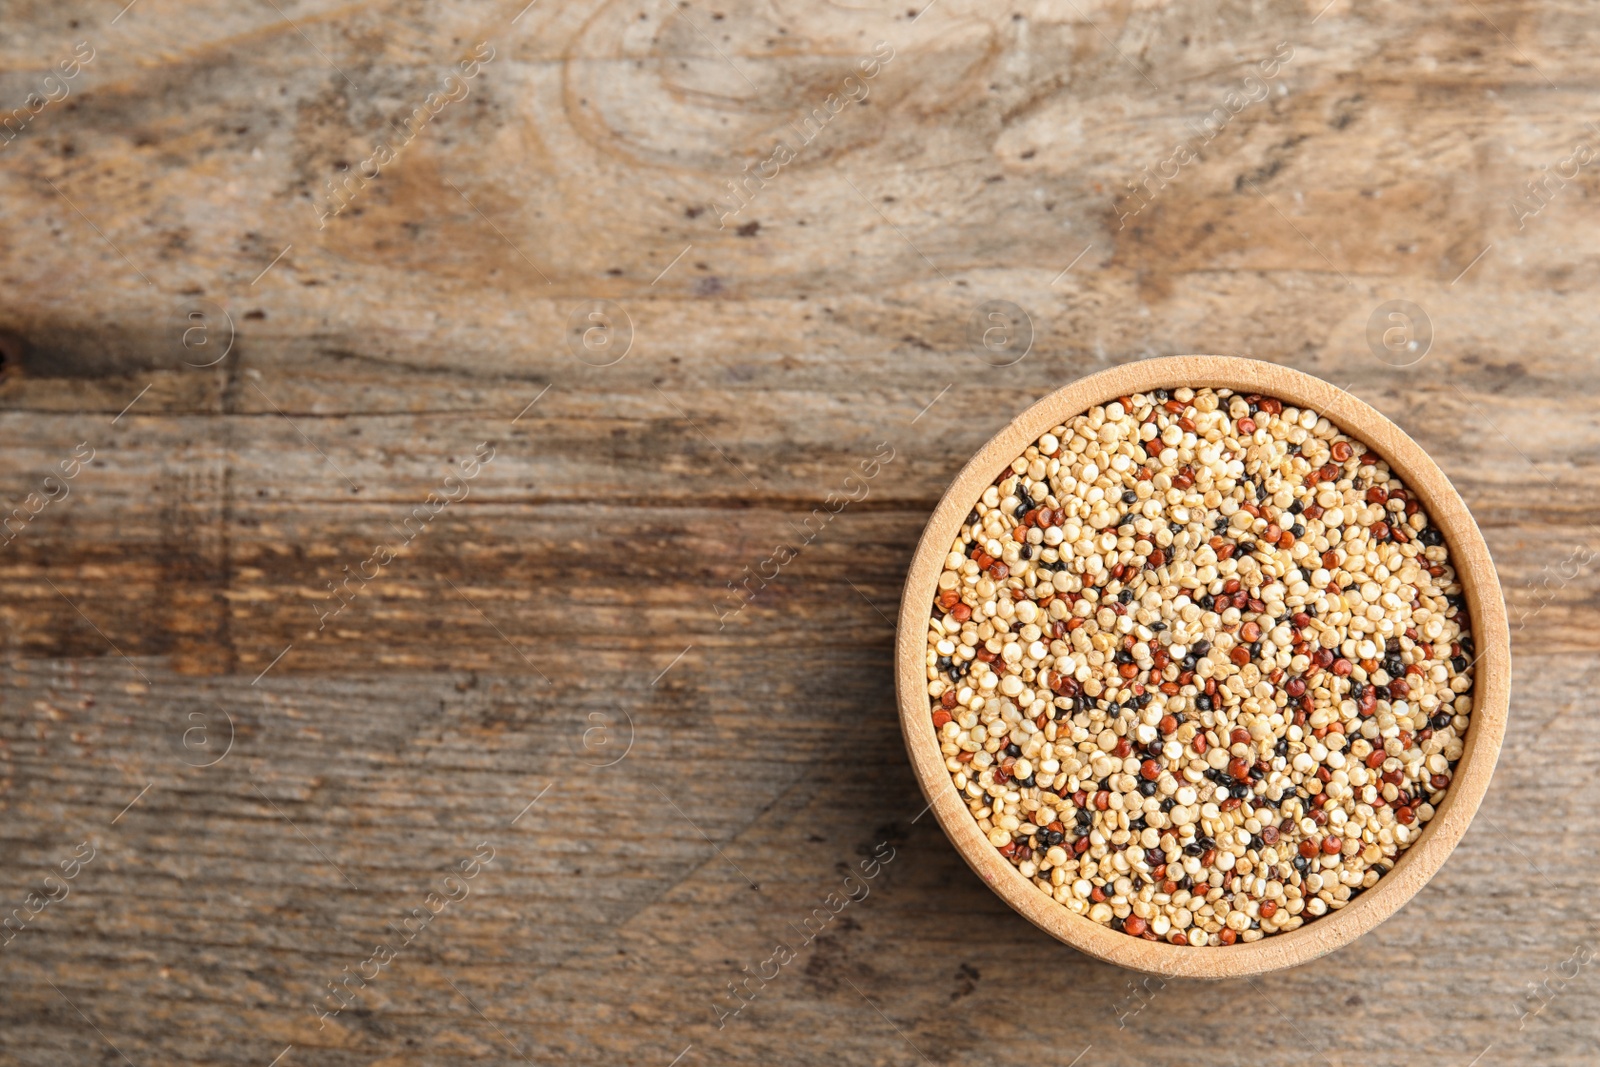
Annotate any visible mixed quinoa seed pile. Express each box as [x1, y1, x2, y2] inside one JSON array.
[[925, 387, 1475, 946]]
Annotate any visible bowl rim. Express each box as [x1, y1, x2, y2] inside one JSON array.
[[895, 355, 1510, 979]]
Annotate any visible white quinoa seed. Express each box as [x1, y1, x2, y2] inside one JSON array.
[[925, 388, 1474, 946]]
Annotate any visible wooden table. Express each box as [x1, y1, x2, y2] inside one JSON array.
[[2, 1, 1597, 1064]]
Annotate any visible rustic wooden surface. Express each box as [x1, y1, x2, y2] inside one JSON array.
[[1, 0, 1598, 1064]]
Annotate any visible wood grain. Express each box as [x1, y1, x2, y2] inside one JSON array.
[[2, 0, 1599, 1063]]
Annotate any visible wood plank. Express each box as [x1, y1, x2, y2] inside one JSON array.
[[0, 654, 1596, 1064]]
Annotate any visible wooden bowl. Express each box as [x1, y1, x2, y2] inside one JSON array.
[[895, 356, 1510, 978]]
